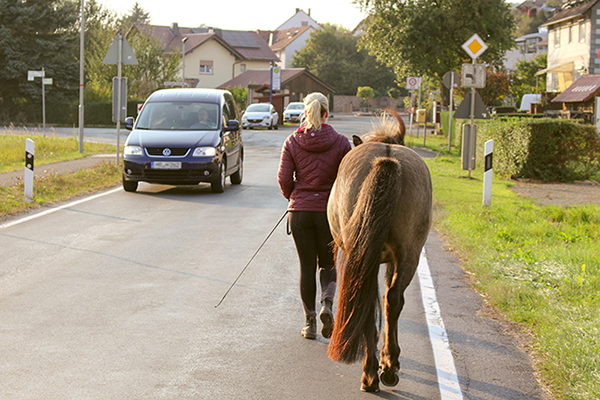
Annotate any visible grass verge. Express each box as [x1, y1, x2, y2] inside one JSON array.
[[0, 133, 116, 173], [1, 162, 122, 219], [427, 154, 600, 399], [0, 133, 121, 219]]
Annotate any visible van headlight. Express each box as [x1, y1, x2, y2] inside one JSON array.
[[124, 145, 142, 156], [193, 147, 216, 157]]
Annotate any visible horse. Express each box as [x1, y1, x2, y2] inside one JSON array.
[[326, 109, 432, 392]]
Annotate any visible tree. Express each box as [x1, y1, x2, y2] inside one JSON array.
[[291, 23, 398, 95], [81, 0, 118, 103], [357, 86, 375, 109], [511, 53, 547, 107], [117, 2, 150, 32], [0, 0, 80, 122], [357, 0, 515, 105], [124, 30, 180, 99]]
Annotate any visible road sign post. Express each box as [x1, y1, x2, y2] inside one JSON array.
[[27, 68, 52, 131], [443, 71, 460, 151], [103, 32, 138, 164], [460, 34, 488, 178]]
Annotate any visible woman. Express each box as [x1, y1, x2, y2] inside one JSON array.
[[277, 92, 351, 339]]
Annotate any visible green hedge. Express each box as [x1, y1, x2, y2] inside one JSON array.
[[3, 100, 143, 127], [477, 118, 600, 182]]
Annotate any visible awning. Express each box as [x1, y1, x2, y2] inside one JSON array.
[[536, 61, 574, 76], [551, 74, 600, 103]]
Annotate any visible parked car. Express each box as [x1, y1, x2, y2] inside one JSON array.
[[283, 102, 304, 123], [122, 88, 243, 193], [241, 103, 279, 130]]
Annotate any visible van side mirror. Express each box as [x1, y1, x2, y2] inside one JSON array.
[[224, 120, 240, 132], [124, 116, 134, 130]]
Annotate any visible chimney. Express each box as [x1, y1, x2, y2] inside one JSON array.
[[296, 8, 300, 14], [308, 8, 311, 16], [170, 22, 180, 36], [269, 32, 274, 46]]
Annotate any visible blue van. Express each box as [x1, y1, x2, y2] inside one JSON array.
[[122, 88, 243, 193]]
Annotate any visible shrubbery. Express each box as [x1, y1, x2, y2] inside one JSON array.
[[477, 118, 600, 182]]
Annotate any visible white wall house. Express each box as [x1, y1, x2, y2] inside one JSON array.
[[269, 26, 315, 68], [276, 8, 322, 30], [504, 29, 548, 71]]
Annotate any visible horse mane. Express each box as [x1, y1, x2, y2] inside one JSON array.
[[358, 108, 406, 146]]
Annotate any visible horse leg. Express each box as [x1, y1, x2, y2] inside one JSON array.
[[360, 329, 380, 392], [379, 261, 404, 387]]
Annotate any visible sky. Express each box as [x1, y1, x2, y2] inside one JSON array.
[[99, 0, 367, 31]]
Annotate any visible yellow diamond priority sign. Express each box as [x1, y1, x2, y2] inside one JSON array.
[[462, 34, 488, 60]]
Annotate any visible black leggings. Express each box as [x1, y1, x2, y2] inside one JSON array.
[[289, 211, 336, 317]]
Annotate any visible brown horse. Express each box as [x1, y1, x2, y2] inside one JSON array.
[[326, 110, 432, 392]]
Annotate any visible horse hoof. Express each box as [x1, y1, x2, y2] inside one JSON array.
[[360, 383, 380, 392], [379, 369, 400, 387]]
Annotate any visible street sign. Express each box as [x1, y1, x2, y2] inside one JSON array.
[[443, 71, 460, 89], [407, 76, 420, 90], [461, 63, 486, 88], [102, 34, 138, 65], [43, 78, 53, 85], [462, 34, 488, 60], [27, 70, 44, 81], [272, 66, 281, 91], [453, 90, 490, 119]]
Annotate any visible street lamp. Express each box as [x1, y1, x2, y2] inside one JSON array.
[[182, 37, 188, 88]]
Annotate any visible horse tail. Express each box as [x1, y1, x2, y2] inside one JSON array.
[[328, 155, 402, 363]]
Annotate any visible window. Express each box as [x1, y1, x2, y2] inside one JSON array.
[[554, 28, 560, 47], [568, 25, 573, 44], [240, 64, 246, 73], [579, 21, 586, 42], [199, 60, 213, 74]]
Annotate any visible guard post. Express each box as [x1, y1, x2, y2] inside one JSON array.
[[24, 139, 34, 201], [483, 139, 493, 206]]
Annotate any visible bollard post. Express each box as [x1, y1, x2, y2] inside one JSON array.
[[483, 139, 493, 206], [24, 139, 35, 201]]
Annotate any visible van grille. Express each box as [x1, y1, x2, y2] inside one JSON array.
[[146, 147, 189, 157]]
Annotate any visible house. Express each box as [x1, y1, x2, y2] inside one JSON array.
[[516, 0, 556, 17], [504, 29, 548, 71], [217, 68, 335, 117], [276, 8, 322, 30], [258, 25, 315, 68], [539, 0, 600, 92], [130, 23, 279, 89]]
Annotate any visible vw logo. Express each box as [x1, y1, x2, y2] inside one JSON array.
[[162, 148, 172, 156]]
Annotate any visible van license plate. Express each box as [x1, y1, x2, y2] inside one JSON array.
[[152, 161, 181, 170]]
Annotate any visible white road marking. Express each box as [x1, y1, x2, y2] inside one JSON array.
[[0, 187, 122, 230], [418, 247, 464, 400]]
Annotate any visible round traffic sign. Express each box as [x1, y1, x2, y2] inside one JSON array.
[[443, 71, 460, 89]]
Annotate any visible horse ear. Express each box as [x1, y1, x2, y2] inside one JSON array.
[[352, 135, 363, 147]]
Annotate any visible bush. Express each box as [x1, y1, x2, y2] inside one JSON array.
[[478, 118, 600, 182]]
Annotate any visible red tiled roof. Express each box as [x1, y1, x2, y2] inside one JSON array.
[[216, 68, 335, 92]]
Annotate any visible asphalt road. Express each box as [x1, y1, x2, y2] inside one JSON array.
[[0, 116, 548, 399]]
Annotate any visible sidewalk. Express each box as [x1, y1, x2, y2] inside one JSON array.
[[0, 154, 116, 187]]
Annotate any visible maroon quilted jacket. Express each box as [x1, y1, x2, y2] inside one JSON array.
[[278, 123, 351, 212]]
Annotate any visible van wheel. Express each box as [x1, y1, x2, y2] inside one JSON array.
[[230, 155, 243, 185], [211, 161, 226, 193], [122, 175, 138, 192]]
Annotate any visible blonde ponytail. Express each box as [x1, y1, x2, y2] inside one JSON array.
[[301, 92, 329, 131]]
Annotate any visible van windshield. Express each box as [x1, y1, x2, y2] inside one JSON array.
[[136, 102, 220, 130]]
